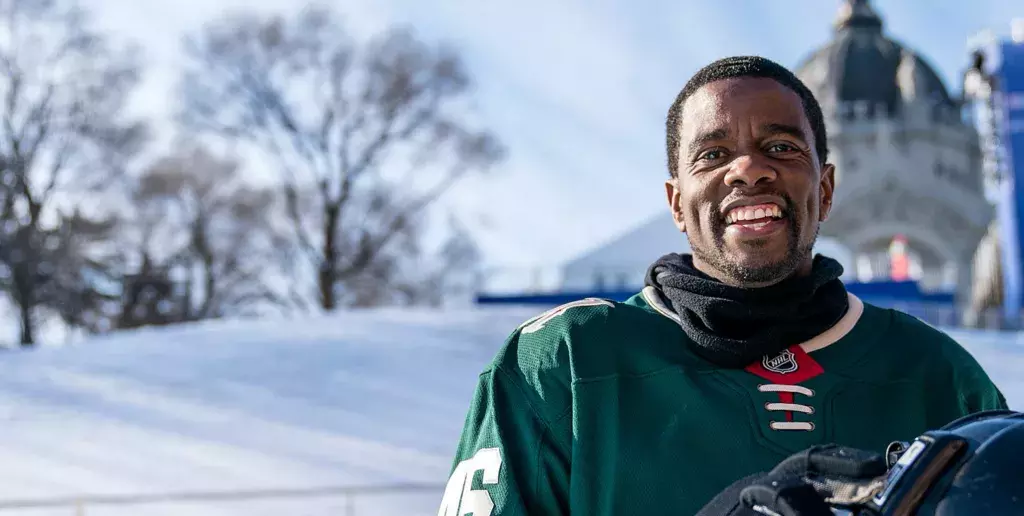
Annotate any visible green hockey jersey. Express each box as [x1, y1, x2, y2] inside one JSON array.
[[438, 288, 1007, 516]]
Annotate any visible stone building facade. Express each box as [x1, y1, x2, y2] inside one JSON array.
[[794, 0, 992, 302]]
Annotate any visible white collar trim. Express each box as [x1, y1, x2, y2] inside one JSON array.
[[641, 286, 863, 354]]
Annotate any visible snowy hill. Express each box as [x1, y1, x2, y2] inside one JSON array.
[[0, 306, 538, 516], [0, 306, 1019, 515]]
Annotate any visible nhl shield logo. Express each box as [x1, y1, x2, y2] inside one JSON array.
[[762, 349, 799, 374]]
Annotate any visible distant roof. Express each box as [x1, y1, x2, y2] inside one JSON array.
[[564, 214, 690, 273]]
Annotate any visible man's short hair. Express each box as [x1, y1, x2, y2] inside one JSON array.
[[665, 55, 829, 177]]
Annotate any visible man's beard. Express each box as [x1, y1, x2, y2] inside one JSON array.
[[691, 195, 817, 286]]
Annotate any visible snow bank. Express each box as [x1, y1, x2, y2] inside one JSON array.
[[0, 306, 1016, 515]]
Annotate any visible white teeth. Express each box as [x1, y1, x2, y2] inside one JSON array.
[[726, 204, 783, 224]]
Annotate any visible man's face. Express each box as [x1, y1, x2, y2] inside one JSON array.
[[666, 77, 835, 287]]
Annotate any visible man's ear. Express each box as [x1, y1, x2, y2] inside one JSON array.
[[665, 178, 686, 232], [819, 164, 836, 222]]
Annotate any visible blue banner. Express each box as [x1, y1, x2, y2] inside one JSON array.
[[997, 40, 1024, 322]]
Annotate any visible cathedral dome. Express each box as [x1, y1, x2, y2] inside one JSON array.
[[795, 0, 954, 117]]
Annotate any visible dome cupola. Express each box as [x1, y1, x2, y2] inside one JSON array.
[[796, 0, 954, 118]]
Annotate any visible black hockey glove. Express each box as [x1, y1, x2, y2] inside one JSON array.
[[696, 444, 888, 516]]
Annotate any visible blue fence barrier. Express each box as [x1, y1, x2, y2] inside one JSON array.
[[474, 280, 999, 329]]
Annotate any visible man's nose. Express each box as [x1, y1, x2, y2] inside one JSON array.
[[723, 155, 777, 188]]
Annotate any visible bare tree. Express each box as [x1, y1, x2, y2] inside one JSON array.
[[119, 145, 295, 325], [179, 5, 504, 310], [340, 214, 481, 307], [0, 0, 146, 345], [37, 208, 124, 334]]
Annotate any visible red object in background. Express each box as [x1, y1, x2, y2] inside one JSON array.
[[890, 234, 909, 281]]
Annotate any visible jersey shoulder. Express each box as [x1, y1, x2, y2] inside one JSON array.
[[880, 306, 999, 389], [482, 297, 619, 423], [484, 294, 680, 417], [883, 307, 975, 359], [884, 306, 1008, 411], [490, 296, 622, 377], [513, 297, 619, 338], [496, 292, 681, 373]]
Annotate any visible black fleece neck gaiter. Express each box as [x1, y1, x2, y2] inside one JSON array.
[[644, 253, 849, 368]]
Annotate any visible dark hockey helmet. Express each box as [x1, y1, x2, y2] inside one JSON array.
[[870, 409, 1024, 515]]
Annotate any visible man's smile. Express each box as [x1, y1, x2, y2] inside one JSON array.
[[723, 202, 784, 225], [724, 213, 788, 237], [720, 197, 790, 238]]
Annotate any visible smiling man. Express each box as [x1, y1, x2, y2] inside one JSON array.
[[438, 56, 1007, 516]]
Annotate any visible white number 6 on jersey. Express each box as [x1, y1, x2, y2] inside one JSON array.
[[438, 448, 502, 516]]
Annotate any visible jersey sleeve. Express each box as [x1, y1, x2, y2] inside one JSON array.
[[933, 326, 1011, 414], [956, 356, 1009, 414], [891, 310, 1009, 416], [438, 366, 571, 516]]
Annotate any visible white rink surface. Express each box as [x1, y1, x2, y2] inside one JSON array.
[[0, 305, 1018, 515]]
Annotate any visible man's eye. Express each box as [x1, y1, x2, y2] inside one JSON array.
[[766, 143, 797, 153], [698, 149, 724, 161]]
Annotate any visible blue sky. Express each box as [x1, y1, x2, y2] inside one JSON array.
[[89, 0, 1023, 284]]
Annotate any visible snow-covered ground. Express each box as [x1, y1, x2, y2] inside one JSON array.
[[0, 306, 1019, 515]]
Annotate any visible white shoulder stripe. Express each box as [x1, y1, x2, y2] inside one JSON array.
[[519, 298, 615, 334]]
